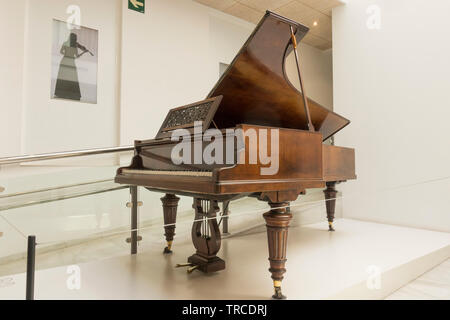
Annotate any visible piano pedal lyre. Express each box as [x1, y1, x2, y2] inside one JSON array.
[[186, 199, 226, 273]]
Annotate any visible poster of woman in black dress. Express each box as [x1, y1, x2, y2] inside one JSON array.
[[51, 20, 98, 103]]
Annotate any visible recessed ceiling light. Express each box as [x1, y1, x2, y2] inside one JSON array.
[[313, 21, 318, 26]]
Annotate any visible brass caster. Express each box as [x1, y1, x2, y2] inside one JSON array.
[[272, 286, 286, 300], [163, 241, 173, 254], [328, 221, 335, 232], [163, 247, 172, 254]]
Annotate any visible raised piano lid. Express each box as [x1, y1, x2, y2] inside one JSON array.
[[207, 11, 350, 141]]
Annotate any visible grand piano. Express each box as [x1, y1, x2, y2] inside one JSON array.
[[115, 11, 356, 299]]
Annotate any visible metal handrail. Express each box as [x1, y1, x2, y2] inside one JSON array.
[[0, 145, 134, 165], [0, 184, 129, 212]]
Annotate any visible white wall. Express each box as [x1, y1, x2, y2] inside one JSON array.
[[286, 45, 333, 109], [0, 0, 26, 157], [333, 0, 450, 232], [22, 0, 121, 154], [120, 0, 334, 144], [119, 0, 256, 144]]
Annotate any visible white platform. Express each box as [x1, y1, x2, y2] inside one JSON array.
[[0, 219, 448, 300], [386, 258, 450, 299]]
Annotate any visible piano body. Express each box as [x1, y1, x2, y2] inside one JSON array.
[[115, 11, 356, 299]]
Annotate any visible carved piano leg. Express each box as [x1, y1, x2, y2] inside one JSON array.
[[323, 182, 337, 231], [186, 199, 225, 273], [161, 194, 180, 254], [263, 201, 292, 300]]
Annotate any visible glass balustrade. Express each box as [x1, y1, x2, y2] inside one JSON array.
[[0, 152, 208, 282]]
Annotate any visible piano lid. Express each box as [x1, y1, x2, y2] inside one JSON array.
[[207, 11, 349, 141]]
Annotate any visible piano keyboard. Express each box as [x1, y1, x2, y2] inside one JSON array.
[[121, 169, 213, 177]]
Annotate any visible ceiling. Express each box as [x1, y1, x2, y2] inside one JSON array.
[[194, 0, 345, 50]]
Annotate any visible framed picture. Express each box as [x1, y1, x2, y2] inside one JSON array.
[[50, 19, 98, 104]]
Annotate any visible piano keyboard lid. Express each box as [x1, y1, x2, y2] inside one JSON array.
[[207, 11, 350, 141]]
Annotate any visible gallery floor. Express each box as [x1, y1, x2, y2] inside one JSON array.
[[0, 219, 448, 300]]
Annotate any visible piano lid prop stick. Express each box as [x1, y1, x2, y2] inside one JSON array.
[[290, 26, 315, 132]]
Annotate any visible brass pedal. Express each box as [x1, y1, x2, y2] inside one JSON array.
[[175, 263, 194, 268], [175, 263, 199, 273], [187, 265, 199, 274]]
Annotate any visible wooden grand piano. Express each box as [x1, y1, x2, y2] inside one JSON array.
[[115, 11, 356, 299]]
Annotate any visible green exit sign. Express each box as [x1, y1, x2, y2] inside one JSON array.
[[128, 0, 145, 14]]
